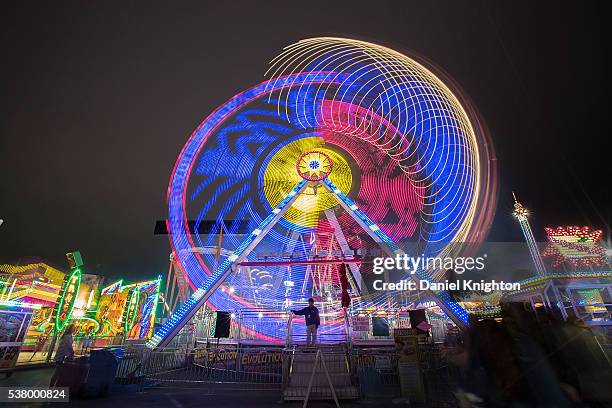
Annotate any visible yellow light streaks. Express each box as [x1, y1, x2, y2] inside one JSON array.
[[263, 137, 352, 229]]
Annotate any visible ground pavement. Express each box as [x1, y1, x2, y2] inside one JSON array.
[[0, 367, 419, 408]]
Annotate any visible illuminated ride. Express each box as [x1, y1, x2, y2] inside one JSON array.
[[505, 223, 612, 324], [512, 193, 547, 276], [95, 278, 161, 340], [147, 38, 497, 349], [543, 226, 607, 269]]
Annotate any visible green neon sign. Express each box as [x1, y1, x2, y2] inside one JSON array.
[[123, 289, 140, 333], [54, 267, 82, 332]]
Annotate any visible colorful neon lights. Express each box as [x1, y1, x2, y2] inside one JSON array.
[[543, 226, 606, 268], [266, 38, 496, 247], [123, 289, 140, 333], [54, 268, 82, 332], [94, 278, 161, 339], [139, 278, 160, 339], [513, 193, 546, 276], [71, 316, 101, 335], [324, 178, 470, 325], [158, 38, 496, 346], [505, 271, 612, 296], [0, 299, 42, 309], [101, 280, 123, 296]]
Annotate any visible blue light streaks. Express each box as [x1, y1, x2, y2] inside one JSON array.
[[149, 180, 308, 349]]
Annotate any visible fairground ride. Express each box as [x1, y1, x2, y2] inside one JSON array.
[[147, 37, 497, 349]]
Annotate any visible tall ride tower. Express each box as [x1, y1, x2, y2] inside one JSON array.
[[512, 192, 546, 276]]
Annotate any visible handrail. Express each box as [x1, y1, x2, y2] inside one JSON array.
[[286, 312, 293, 348], [343, 308, 351, 349]]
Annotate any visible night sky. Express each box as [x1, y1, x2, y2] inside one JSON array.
[[1, 1, 609, 282]]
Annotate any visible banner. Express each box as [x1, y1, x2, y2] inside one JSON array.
[[193, 348, 283, 373], [394, 328, 425, 402], [0, 308, 33, 369], [352, 316, 369, 332]]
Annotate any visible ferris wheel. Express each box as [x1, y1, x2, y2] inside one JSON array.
[[147, 38, 496, 349]]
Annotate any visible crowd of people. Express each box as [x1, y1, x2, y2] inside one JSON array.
[[448, 303, 611, 407]]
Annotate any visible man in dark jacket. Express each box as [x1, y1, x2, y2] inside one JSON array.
[[292, 298, 320, 346]]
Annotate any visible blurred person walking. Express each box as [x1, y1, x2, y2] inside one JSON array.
[[54, 323, 75, 363]]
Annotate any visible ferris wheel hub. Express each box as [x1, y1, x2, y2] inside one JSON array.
[[296, 150, 333, 181]]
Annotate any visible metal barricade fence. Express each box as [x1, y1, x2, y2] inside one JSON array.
[[133, 346, 284, 389], [108, 334, 461, 402], [350, 347, 400, 396], [417, 342, 462, 404], [191, 309, 291, 344], [190, 308, 348, 347], [287, 308, 349, 346], [20, 334, 148, 366], [349, 343, 461, 403], [235, 310, 291, 343], [593, 326, 612, 366]]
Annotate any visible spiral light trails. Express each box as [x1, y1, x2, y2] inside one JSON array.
[[265, 37, 482, 253], [158, 39, 496, 344]]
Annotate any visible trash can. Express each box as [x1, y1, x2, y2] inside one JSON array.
[[82, 348, 121, 397], [50, 357, 90, 397]]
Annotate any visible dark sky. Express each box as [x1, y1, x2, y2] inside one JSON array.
[[1, 1, 610, 282]]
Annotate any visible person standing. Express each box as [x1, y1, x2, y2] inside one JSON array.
[[292, 298, 320, 347], [54, 323, 75, 363], [50, 324, 76, 387], [81, 327, 95, 354]]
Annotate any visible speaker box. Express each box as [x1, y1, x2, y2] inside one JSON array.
[[409, 309, 429, 335], [214, 311, 231, 338], [371, 316, 390, 337]]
